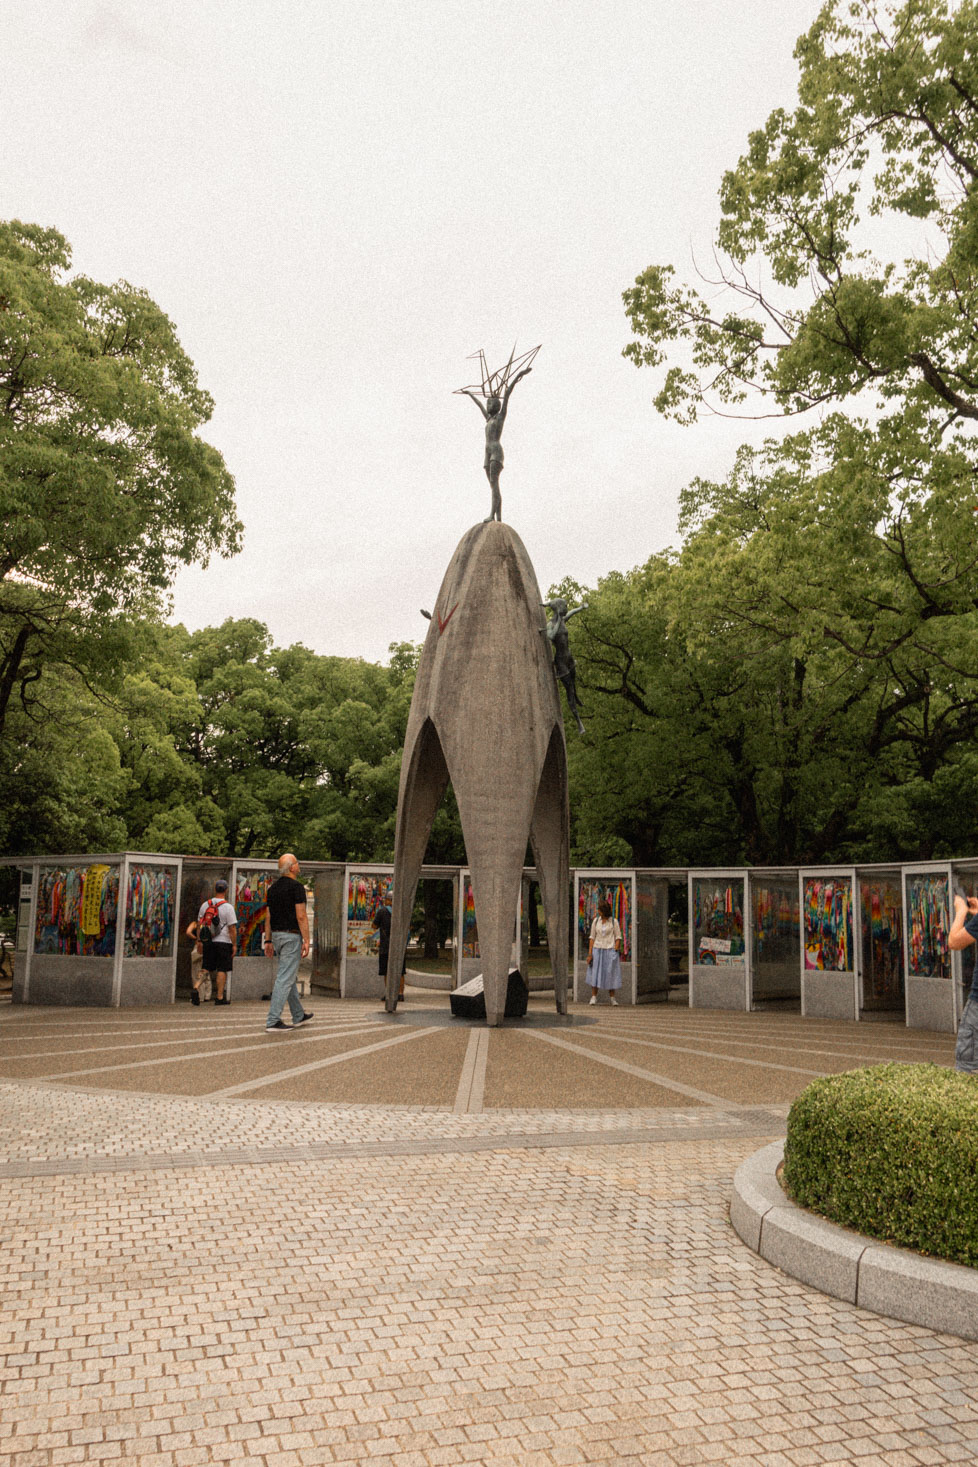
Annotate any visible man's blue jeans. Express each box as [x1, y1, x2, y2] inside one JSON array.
[[266, 932, 304, 1027]]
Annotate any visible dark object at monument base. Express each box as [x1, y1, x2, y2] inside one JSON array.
[[450, 969, 529, 1021]]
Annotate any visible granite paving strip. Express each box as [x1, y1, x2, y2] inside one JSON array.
[[557, 1026, 832, 1077], [203, 1023, 445, 1098], [453, 1027, 488, 1114], [521, 1027, 731, 1106], [229, 1026, 472, 1108], [595, 1007, 953, 1041], [592, 1017, 954, 1065], [21, 1021, 389, 1083], [0, 1019, 382, 1068]]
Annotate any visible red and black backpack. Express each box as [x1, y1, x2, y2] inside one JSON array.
[[198, 899, 222, 942]]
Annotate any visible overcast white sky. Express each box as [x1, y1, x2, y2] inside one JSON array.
[[3, 0, 823, 663]]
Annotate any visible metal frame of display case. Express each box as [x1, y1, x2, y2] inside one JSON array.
[[688, 869, 749, 1011], [340, 862, 463, 998], [633, 868, 686, 1004], [798, 866, 859, 1021], [573, 869, 637, 1005], [901, 860, 956, 1033], [746, 867, 801, 1010], [854, 865, 905, 1017], [341, 863, 394, 999]]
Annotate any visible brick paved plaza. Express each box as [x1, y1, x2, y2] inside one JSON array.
[[1, 995, 976, 1465]]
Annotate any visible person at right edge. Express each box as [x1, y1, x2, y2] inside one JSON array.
[[263, 852, 313, 1032], [949, 892, 978, 1073], [372, 901, 405, 1003]]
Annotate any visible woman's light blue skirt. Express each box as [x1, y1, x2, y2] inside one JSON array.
[[589, 947, 621, 991]]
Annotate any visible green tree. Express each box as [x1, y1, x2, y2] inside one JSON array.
[[607, 0, 978, 864], [0, 671, 128, 855], [623, 0, 978, 440], [566, 430, 978, 866], [0, 220, 239, 745]]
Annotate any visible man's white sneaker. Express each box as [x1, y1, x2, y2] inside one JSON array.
[[610, 997, 619, 1006], [588, 996, 597, 1005]]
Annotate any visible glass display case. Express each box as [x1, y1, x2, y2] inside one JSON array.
[[34, 863, 119, 957], [125, 862, 177, 959], [750, 874, 799, 1006]]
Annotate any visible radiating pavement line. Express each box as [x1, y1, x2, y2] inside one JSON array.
[[521, 1028, 731, 1106], [1, 1021, 381, 1064], [0, 1017, 363, 1044], [593, 1018, 952, 1058], [203, 1024, 443, 1097], [28, 1023, 392, 1082], [564, 1029, 830, 1077], [453, 1027, 488, 1114]]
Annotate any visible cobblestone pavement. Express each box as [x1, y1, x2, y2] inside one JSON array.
[[1, 998, 975, 1466]]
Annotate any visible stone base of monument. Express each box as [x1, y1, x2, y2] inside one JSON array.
[[450, 969, 529, 1021]]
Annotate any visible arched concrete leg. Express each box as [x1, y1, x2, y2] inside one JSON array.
[[386, 720, 450, 1013], [456, 819, 530, 1027], [529, 727, 570, 1015]]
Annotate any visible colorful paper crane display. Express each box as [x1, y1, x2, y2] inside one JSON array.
[[577, 880, 632, 961], [752, 884, 797, 956], [803, 879, 853, 971], [235, 870, 276, 957], [693, 879, 745, 964], [462, 876, 479, 958], [125, 864, 176, 958], [907, 874, 950, 979], [347, 871, 393, 957], [34, 865, 119, 956]]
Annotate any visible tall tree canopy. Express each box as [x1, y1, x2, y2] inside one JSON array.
[[623, 0, 978, 442], [560, 0, 978, 868], [0, 220, 240, 742]]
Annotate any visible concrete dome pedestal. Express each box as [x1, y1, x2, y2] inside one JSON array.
[[386, 522, 570, 1024]]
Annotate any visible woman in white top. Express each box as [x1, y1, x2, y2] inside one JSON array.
[[587, 898, 622, 1005]]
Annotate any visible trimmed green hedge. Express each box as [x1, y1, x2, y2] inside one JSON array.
[[782, 1064, 978, 1268]]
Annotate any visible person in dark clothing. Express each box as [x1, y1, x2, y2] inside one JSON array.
[[949, 892, 978, 1072], [372, 902, 405, 1001], [262, 852, 313, 1032]]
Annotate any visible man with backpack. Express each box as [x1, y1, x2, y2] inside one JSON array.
[[186, 878, 237, 1006]]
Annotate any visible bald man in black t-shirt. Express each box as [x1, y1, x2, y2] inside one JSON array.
[[262, 852, 313, 1032]]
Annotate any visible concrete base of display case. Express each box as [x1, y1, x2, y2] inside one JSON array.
[[803, 970, 857, 1020], [690, 964, 748, 1010], [905, 973, 956, 1033], [18, 955, 115, 1006]]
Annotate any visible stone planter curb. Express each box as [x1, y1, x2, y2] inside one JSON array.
[[731, 1141, 978, 1342]]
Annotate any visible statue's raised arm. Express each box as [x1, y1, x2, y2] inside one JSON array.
[[459, 388, 489, 421]]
